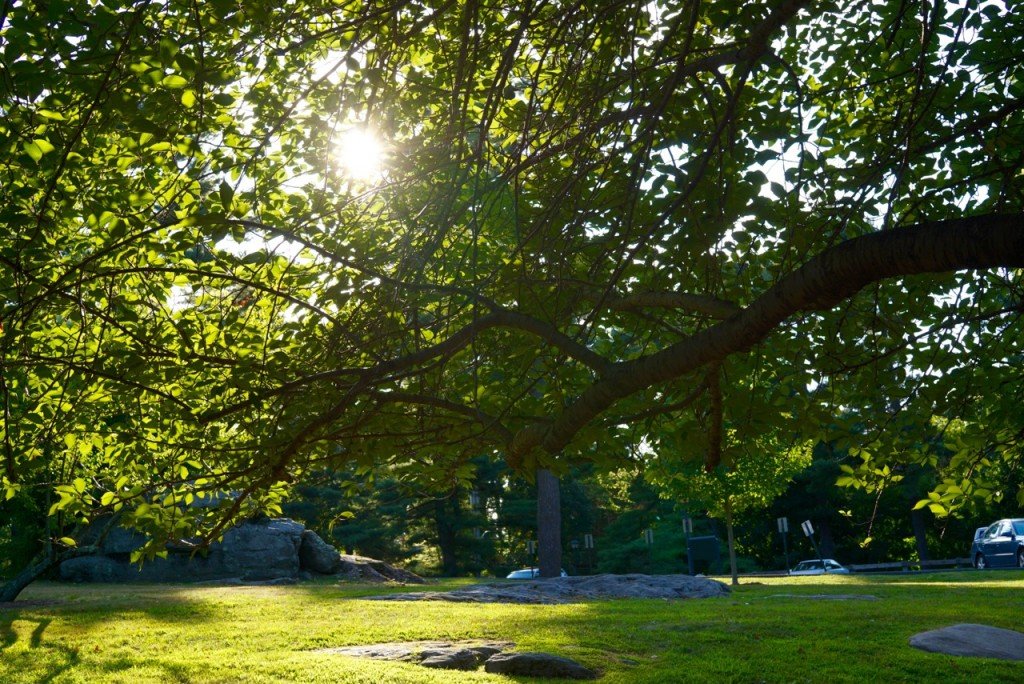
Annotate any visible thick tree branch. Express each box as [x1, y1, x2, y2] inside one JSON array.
[[512, 213, 1024, 458]]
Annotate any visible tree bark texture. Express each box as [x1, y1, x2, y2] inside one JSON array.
[[434, 497, 460, 577], [536, 468, 562, 578], [725, 497, 738, 586]]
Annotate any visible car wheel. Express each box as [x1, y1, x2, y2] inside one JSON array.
[[975, 553, 987, 570], [1018, 550, 1024, 569]]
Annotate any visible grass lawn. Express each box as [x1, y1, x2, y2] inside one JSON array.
[[2, 571, 1023, 683]]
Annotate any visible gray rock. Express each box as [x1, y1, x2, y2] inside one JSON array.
[[97, 525, 148, 555], [60, 556, 128, 583], [299, 530, 342, 574], [336, 554, 426, 584], [57, 517, 420, 586], [368, 573, 728, 604], [419, 649, 481, 670], [484, 652, 597, 679], [222, 518, 304, 580], [469, 645, 504, 659], [60, 518, 301, 583], [317, 640, 514, 663], [909, 623, 1024, 660]]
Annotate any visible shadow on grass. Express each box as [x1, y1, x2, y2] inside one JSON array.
[[3, 574, 1024, 683], [0, 581, 227, 683], [0, 612, 79, 683]]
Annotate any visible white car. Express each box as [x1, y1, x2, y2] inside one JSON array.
[[789, 559, 849, 575], [506, 568, 568, 579]]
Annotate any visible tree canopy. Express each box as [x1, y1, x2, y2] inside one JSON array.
[[1, 0, 1022, 592]]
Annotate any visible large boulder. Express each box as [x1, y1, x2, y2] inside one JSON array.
[[58, 517, 421, 585], [60, 556, 131, 583], [221, 518, 304, 580], [299, 530, 342, 574]]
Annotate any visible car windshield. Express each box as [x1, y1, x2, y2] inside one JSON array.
[[1014, 521, 1024, 536]]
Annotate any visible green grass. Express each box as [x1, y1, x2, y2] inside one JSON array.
[[2, 572, 1023, 682]]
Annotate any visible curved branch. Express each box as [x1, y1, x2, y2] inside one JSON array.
[[514, 212, 1024, 457]]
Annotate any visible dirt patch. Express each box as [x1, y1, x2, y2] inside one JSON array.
[[0, 600, 63, 610]]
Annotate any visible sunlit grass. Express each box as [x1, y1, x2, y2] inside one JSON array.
[[2, 572, 1023, 682]]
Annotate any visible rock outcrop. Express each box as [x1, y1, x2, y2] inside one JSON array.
[[59, 518, 421, 585], [299, 530, 343, 574], [367, 573, 728, 604]]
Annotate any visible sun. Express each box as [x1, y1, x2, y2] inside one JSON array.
[[334, 127, 386, 183]]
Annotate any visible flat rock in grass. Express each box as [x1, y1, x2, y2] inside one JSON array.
[[317, 640, 514, 664], [909, 624, 1024, 660], [419, 649, 482, 670], [366, 573, 729, 604], [484, 652, 598, 680], [765, 593, 880, 601]]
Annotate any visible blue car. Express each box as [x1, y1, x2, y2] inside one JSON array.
[[972, 519, 1024, 569]]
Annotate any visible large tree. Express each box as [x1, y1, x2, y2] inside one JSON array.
[[2, 0, 1023, 597]]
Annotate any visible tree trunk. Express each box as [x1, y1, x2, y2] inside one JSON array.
[[536, 468, 562, 577], [0, 553, 57, 603], [725, 497, 738, 586], [911, 508, 929, 562], [434, 497, 459, 576]]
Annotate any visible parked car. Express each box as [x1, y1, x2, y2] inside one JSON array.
[[789, 559, 850, 575], [971, 519, 1024, 569], [506, 568, 568, 579]]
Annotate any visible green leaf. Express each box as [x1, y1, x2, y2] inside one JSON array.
[[58, 537, 78, 547], [219, 181, 234, 208], [23, 139, 55, 162], [162, 74, 189, 88], [181, 89, 197, 107]]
